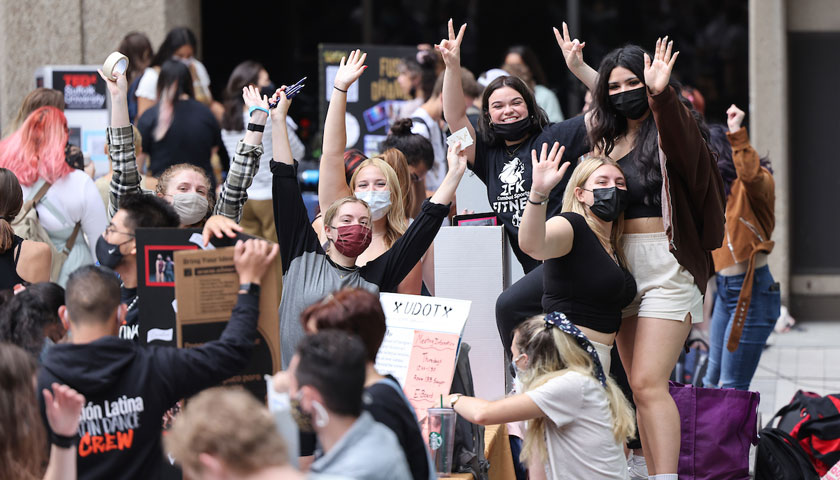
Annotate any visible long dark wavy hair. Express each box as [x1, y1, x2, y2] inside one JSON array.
[[588, 45, 709, 206], [478, 75, 548, 147], [221, 61, 265, 131], [707, 124, 773, 198]]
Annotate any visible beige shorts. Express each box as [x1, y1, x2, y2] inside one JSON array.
[[591, 340, 613, 373], [621, 232, 703, 323]]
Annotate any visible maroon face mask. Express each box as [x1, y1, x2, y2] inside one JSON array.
[[330, 224, 372, 257]]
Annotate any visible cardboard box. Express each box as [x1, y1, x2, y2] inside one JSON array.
[[174, 246, 281, 400]]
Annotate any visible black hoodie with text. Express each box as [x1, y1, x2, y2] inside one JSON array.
[[37, 293, 259, 480]]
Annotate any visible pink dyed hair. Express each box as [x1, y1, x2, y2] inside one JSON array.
[[0, 106, 71, 186]]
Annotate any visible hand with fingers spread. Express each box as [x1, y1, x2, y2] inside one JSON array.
[[202, 214, 244, 246], [243, 84, 270, 112], [43, 383, 86, 437], [530, 142, 570, 196], [726, 104, 746, 134], [435, 18, 467, 68], [554, 22, 587, 72], [333, 49, 368, 92], [644, 36, 679, 96]]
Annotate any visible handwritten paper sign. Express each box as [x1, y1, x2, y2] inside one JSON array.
[[375, 293, 470, 423], [823, 460, 840, 480]]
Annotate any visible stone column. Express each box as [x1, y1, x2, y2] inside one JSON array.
[[749, 0, 789, 300], [0, 0, 200, 132]]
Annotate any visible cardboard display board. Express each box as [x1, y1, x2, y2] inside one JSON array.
[[318, 44, 417, 157], [375, 293, 470, 424], [174, 247, 281, 401]]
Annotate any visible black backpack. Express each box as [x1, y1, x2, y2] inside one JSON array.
[[449, 342, 490, 480], [755, 427, 819, 479]]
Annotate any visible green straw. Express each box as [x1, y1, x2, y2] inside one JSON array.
[[440, 394, 443, 408]]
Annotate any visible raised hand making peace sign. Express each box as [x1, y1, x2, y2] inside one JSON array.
[[644, 36, 679, 96], [435, 18, 466, 67]]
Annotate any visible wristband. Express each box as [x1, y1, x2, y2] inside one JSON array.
[[528, 197, 548, 206], [51, 432, 78, 449], [247, 122, 265, 132], [249, 106, 269, 117], [333, 85, 348, 93], [239, 283, 261, 297]]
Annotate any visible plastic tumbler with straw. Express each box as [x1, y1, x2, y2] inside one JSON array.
[[428, 395, 457, 476]]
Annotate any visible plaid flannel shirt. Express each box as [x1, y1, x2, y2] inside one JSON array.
[[106, 125, 263, 222]]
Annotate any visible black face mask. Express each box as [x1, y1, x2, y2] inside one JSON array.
[[96, 235, 128, 269], [492, 116, 532, 142], [609, 88, 649, 120], [65, 143, 85, 170], [588, 187, 628, 222], [259, 82, 277, 99]]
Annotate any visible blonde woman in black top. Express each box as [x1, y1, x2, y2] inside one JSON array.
[[519, 143, 636, 372]]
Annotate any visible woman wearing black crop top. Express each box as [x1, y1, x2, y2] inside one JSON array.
[[519, 145, 636, 372], [0, 168, 51, 290], [560, 25, 725, 478]]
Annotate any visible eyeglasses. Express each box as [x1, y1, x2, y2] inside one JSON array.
[[105, 223, 135, 238]]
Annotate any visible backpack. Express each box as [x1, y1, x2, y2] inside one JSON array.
[[448, 342, 489, 480], [11, 182, 81, 281], [755, 427, 819, 479], [775, 391, 840, 476]]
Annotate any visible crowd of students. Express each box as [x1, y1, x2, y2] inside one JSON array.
[[0, 17, 779, 480]]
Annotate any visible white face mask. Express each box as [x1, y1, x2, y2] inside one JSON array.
[[170, 192, 208, 225], [355, 190, 392, 221]]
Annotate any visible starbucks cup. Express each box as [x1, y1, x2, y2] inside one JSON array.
[[427, 407, 457, 476]]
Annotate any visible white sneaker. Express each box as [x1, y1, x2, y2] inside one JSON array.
[[627, 453, 649, 480]]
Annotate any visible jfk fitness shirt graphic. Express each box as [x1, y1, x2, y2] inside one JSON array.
[[77, 395, 144, 456], [494, 155, 528, 227]]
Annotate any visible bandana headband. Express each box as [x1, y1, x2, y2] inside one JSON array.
[[544, 311, 608, 388]]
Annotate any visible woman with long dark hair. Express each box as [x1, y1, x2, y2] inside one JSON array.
[[117, 31, 154, 124], [135, 27, 220, 120], [136, 60, 229, 187], [437, 20, 590, 357], [220, 60, 305, 242], [558, 23, 725, 479], [0, 342, 85, 480], [0, 168, 52, 288]]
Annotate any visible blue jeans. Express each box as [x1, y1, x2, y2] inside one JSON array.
[[702, 265, 781, 390]]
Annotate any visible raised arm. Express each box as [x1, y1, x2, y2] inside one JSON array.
[[437, 19, 477, 166], [365, 143, 466, 291], [319, 50, 367, 211], [429, 142, 468, 206], [269, 87, 323, 273], [213, 85, 267, 221], [42, 383, 85, 480], [518, 142, 574, 260], [726, 105, 774, 205], [99, 69, 140, 217], [554, 22, 598, 92], [161, 239, 278, 402]]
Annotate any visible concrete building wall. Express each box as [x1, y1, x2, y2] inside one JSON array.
[[0, 0, 200, 132]]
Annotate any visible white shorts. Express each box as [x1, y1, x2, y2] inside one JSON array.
[[591, 340, 613, 373], [621, 232, 703, 323]]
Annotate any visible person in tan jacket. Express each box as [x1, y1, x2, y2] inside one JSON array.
[[702, 104, 780, 391]]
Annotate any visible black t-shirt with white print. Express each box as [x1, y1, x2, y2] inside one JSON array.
[[470, 115, 589, 273]]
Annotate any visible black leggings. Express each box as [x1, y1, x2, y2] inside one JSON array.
[[495, 263, 545, 358]]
